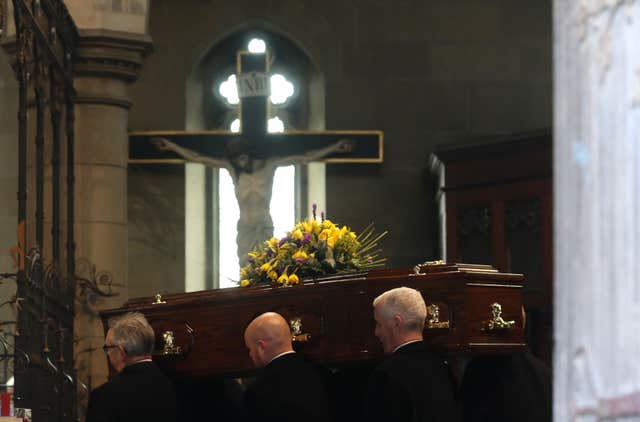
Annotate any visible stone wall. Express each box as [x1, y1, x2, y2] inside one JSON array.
[[128, 0, 552, 291]]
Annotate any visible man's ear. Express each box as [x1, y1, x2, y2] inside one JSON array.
[[257, 339, 267, 351], [393, 314, 403, 328]]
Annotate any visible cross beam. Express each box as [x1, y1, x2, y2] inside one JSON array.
[[130, 130, 383, 164]]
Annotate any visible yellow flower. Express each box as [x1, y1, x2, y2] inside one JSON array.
[[278, 241, 292, 252], [291, 229, 304, 240], [322, 219, 335, 230], [300, 219, 322, 234], [278, 273, 289, 285], [260, 262, 272, 272], [268, 270, 278, 280], [288, 273, 300, 285], [240, 279, 250, 287], [292, 251, 308, 262], [266, 237, 279, 250]]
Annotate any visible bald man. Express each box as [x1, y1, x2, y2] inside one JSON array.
[[242, 312, 331, 422]]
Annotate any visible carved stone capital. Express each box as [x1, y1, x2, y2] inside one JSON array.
[[74, 29, 153, 84], [1, 28, 153, 85]]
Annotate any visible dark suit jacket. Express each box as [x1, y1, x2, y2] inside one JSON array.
[[242, 352, 331, 422], [460, 351, 551, 422], [85, 361, 177, 422], [364, 341, 458, 422]]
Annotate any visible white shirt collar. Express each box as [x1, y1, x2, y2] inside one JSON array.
[[392, 339, 422, 354], [268, 350, 296, 365], [123, 358, 153, 370]]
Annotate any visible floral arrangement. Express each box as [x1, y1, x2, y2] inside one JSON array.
[[239, 205, 387, 287]]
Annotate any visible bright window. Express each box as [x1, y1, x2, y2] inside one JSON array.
[[217, 38, 297, 288], [218, 165, 295, 288]]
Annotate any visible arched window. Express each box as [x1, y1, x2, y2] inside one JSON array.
[[216, 38, 297, 287], [185, 29, 324, 289]]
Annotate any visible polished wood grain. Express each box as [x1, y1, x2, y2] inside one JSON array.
[[101, 263, 524, 379], [429, 131, 552, 364]]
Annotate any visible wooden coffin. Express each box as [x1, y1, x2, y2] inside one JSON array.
[[100, 263, 525, 378]]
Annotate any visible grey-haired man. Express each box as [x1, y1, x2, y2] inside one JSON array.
[[365, 287, 458, 422], [86, 312, 176, 422]]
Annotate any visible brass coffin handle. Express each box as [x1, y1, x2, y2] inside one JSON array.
[[160, 330, 182, 355], [411, 260, 445, 276], [152, 321, 194, 358], [290, 317, 311, 342], [483, 302, 516, 330], [152, 293, 166, 304], [425, 304, 450, 329]]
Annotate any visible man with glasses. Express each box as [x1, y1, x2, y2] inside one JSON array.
[[86, 312, 177, 422]]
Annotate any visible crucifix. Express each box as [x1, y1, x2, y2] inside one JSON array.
[[129, 49, 383, 270]]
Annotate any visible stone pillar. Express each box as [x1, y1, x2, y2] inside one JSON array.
[[554, 1, 640, 421], [0, 31, 19, 389], [70, 31, 152, 406], [1, 2, 152, 416]]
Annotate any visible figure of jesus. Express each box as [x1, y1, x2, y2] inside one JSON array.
[[151, 137, 353, 267]]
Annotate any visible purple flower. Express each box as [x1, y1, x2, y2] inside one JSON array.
[[303, 232, 312, 243], [321, 212, 325, 222], [312, 203, 317, 220], [247, 256, 255, 263], [279, 237, 289, 246]]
